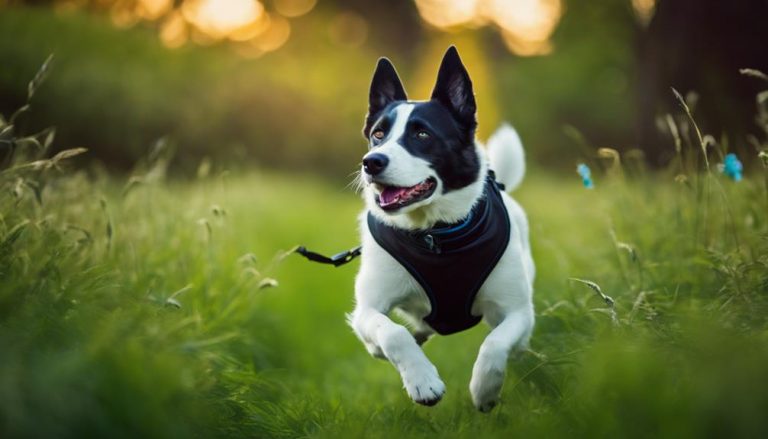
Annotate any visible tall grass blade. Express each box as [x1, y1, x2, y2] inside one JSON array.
[[672, 87, 710, 171], [739, 68, 768, 82], [27, 54, 54, 101], [569, 277, 615, 307]]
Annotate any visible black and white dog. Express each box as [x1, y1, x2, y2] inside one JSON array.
[[348, 46, 535, 412]]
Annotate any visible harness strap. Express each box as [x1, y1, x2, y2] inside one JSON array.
[[295, 245, 362, 267]]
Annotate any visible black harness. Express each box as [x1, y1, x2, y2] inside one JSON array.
[[296, 172, 510, 336], [366, 173, 510, 335]]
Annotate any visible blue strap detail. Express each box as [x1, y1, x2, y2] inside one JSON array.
[[430, 210, 474, 236]]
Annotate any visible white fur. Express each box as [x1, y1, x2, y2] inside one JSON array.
[[349, 123, 535, 411], [487, 123, 526, 191]]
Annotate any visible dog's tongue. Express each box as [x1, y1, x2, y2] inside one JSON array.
[[380, 186, 409, 205]]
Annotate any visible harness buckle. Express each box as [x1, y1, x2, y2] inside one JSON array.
[[424, 234, 441, 254]]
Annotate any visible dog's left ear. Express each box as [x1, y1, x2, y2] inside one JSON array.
[[431, 46, 477, 132], [363, 58, 408, 138]]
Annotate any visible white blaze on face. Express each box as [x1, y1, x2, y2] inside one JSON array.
[[388, 103, 414, 142], [368, 103, 434, 188]]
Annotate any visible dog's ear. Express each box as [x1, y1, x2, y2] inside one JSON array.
[[363, 58, 407, 138], [431, 46, 476, 132]]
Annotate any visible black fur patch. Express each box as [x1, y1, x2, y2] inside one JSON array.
[[430, 46, 477, 135], [363, 58, 407, 138]]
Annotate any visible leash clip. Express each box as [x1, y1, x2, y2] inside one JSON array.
[[295, 245, 362, 267]]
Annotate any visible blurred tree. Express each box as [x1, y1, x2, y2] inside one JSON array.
[[332, 0, 423, 57], [10, 0, 766, 173], [489, 0, 638, 166], [636, 0, 768, 165]]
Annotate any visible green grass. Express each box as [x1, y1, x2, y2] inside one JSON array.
[[3, 58, 768, 438], [2, 161, 768, 438]]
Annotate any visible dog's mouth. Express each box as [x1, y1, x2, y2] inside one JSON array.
[[374, 177, 437, 211]]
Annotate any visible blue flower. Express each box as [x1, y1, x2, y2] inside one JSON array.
[[577, 163, 594, 189], [722, 153, 743, 182]]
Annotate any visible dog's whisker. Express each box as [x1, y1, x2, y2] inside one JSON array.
[[346, 168, 366, 193]]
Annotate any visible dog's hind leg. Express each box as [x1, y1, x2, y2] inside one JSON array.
[[469, 306, 534, 412], [350, 306, 445, 406]]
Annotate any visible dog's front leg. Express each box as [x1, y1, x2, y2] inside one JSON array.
[[470, 307, 534, 412], [350, 306, 445, 406]]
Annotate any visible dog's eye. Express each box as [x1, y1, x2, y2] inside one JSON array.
[[417, 131, 431, 140], [371, 130, 385, 141]]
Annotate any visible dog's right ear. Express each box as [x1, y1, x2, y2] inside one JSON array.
[[363, 58, 407, 138], [431, 46, 476, 132]]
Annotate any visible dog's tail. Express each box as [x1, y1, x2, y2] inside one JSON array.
[[486, 123, 526, 192]]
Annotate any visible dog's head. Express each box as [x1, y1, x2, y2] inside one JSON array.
[[360, 46, 484, 225]]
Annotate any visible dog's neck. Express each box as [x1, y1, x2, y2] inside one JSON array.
[[367, 145, 488, 231]]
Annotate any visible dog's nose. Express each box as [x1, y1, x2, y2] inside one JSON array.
[[363, 153, 389, 176]]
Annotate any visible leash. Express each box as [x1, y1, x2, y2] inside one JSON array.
[[295, 245, 362, 267]]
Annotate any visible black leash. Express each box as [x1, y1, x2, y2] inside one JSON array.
[[295, 245, 362, 267]]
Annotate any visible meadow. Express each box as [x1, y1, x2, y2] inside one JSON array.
[[2, 61, 768, 438]]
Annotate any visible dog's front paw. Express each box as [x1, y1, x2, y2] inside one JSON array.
[[470, 359, 505, 412], [402, 363, 445, 406]]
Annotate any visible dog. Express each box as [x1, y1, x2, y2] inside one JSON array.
[[348, 46, 535, 412]]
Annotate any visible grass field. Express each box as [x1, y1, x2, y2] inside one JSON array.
[[3, 61, 768, 438], [2, 152, 768, 437]]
